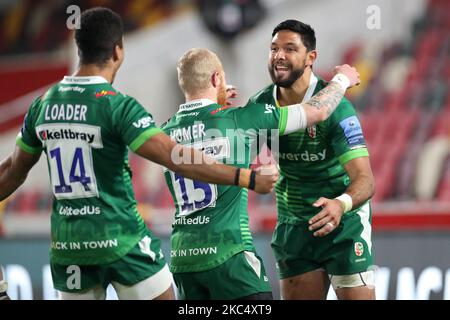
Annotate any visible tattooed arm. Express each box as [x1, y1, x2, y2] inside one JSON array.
[[303, 81, 345, 126], [281, 64, 360, 135], [303, 64, 360, 126]]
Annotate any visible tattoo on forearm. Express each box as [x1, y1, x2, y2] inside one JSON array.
[[305, 81, 344, 116]]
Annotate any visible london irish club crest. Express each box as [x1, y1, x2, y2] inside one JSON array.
[[354, 242, 364, 256], [307, 125, 316, 138]]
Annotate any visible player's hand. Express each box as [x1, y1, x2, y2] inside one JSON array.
[[308, 197, 344, 237], [225, 85, 238, 107], [252, 164, 279, 194], [333, 64, 361, 88]]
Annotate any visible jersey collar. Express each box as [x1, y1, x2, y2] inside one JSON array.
[[273, 73, 318, 107], [60, 76, 109, 85], [178, 99, 216, 112]]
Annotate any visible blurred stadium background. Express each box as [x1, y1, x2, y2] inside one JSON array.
[[0, 0, 449, 300]]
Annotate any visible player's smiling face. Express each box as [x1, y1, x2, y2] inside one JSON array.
[[268, 30, 308, 88]]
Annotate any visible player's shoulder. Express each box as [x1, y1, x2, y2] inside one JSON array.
[[248, 83, 275, 103], [232, 101, 271, 118], [31, 94, 45, 106], [24, 94, 45, 121], [160, 109, 191, 132], [244, 100, 270, 110], [332, 95, 358, 122], [103, 87, 143, 111], [160, 115, 175, 132]]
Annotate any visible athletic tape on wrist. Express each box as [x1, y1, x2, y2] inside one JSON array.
[[335, 193, 353, 213], [331, 73, 351, 90]]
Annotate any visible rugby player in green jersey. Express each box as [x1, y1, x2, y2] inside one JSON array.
[[161, 48, 360, 300], [249, 20, 376, 300], [0, 8, 279, 300]]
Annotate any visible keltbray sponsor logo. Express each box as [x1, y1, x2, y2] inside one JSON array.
[[193, 137, 230, 160], [36, 123, 103, 149], [278, 149, 327, 162], [39, 128, 95, 144], [170, 136, 230, 165], [171, 246, 217, 257], [174, 215, 210, 225], [59, 205, 101, 216], [354, 242, 364, 256]]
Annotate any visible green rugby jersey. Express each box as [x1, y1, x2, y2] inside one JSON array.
[[17, 76, 162, 265], [162, 99, 287, 273], [249, 74, 369, 223]]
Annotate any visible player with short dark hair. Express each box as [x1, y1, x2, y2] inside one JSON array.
[[75, 7, 124, 66], [249, 19, 376, 300], [272, 19, 316, 52]]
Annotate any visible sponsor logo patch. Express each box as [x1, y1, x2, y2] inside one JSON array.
[[35, 124, 103, 148], [59, 205, 101, 216], [278, 149, 326, 162], [39, 130, 47, 141], [339, 116, 366, 148], [59, 86, 85, 93], [264, 104, 276, 113], [210, 105, 232, 115], [133, 116, 154, 128], [95, 90, 116, 98]]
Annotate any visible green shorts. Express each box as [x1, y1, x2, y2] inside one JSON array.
[[51, 230, 167, 293], [173, 251, 271, 300], [272, 202, 373, 279]]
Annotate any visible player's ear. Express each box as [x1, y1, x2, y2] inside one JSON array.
[[306, 49, 317, 68], [211, 71, 220, 88], [113, 38, 125, 64], [113, 41, 124, 64]]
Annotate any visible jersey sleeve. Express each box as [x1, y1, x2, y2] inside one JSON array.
[[111, 97, 163, 152], [329, 98, 369, 165], [234, 102, 288, 134], [16, 97, 43, 155]]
